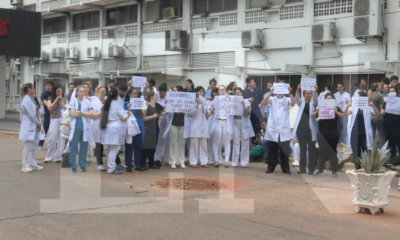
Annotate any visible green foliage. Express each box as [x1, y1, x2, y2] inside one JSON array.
[[358, 137, 391, 174]]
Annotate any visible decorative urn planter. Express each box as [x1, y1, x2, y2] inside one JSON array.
[[346, 170, 397, 215]]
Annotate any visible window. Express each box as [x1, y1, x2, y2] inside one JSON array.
[[73, 11, 100, 31], [146, 0, 183, 21], [250, 75, 301, 96], [285, 0, 303, 4], [193, 0, 237, 15], [247, 0, 268, 9], [43, 16, 66, 35], [107, 5, 138, 26]]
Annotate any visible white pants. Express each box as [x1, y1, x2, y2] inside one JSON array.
[[169, 125, 185, 166], [45, 118, 63, 161], [107, 145, 120, 173], [22, 140, 38, 168], [213, 120, 231, 164], [189, 138, 208, 165], [232, 119, 250, 167]]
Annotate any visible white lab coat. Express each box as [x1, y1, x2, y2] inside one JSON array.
[[236, 100, 255, 140], [346, 106, 374, 150], [334, 91, 351, 110], [90, 96, 103, 145], [292, 92, 318, 142], [19, 94, 40, 142], [67, 98, 93, 142], [185, 97, 209, 139], [126, 114, 141, 143], [100, 100, 128, 145], [265, 96, 292, 142], [353, 89, 367, 98], [209, 97, 233, 138]]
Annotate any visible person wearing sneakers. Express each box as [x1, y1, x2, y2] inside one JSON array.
[[68, 85, 93, 173], [100, 88, 130, 174], [311, 93, 344, 178], [91, 85, 107, 171], [186, 86, 209, 168], [232, 87, 254, 168], [19, 83, 44, 172], [206, 88, 220, 165], [44, 85, 66, 163]]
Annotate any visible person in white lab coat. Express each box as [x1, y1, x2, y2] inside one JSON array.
[[352, 78, 367, 97], [334, 83, 351, 144], [100, 88, 130, 174], [206, 88, 220, 165], [344, 91, 379, 170], [155, 83, 170, 165], [91, 85, 108, 171], [68, 85, 93, 173], [187, 86, 209, 168], [44, 85, 66, 163], [232, 87, 255, 168], [208, 85, 234, 168], [293, 84, 319, 174], [19, 83, 44, 172], [261, 84, 295, 174], [318, 84, 331, 102]]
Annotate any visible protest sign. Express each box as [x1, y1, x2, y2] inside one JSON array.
[[130, 97, 147, 110], [273, 83, 289, 94], [131, 76, 147, 88], [301, 78, 316, 90], [352, 97, 369, 109], [318, 99, 336, 120], [386, 96, 400, 115], [166, 92, 196, 113], [217, 95, 243, 116]]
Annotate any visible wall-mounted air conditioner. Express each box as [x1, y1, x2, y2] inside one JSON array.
[[241, 29, 263, 48], [353, 0, 384, 38], [52, 48, 65, 58], [65, 47, 79, 60], [87, 47, 101, 59], [108, 45, 121, 57], [163, 7, 182, 19], [312, 22, 336, 43], [165, 30, 188, 51]]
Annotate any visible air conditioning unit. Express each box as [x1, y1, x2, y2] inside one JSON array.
[[87, 47, 101, 58], [40, 51, 49, 63], [241, 29, 263, 48], [52, 48, 65, 58], [353, 0, 384, 37], [108, 45, 121, 57], [65, 47, 79, 60], [165, 30, 188, 51], [312, 22, 336, 43], [163, 7, 182, 19]]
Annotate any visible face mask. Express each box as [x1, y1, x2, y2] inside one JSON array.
[[389, 92, 396, 97]]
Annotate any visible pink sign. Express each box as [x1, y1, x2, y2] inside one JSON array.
[[319, 99, 335, 120]]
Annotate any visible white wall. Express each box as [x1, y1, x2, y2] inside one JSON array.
[[0, 0, 12, 8]]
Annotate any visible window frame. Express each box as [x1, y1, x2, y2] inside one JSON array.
[[42, 16, 67, 35], [106, 4, 138, 27], [192, 0, 238, 16], [72, 11, 100, 31], [145, 0, 184, 22]]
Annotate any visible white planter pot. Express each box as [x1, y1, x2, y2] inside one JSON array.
[[346, 170, 397, 215]]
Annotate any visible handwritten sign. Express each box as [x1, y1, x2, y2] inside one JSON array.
[[130, 97, 147, 110], [131, 76, 147, 88], [386, 96, 400, 115], [273, 83, 289, 94], [166, 92, 196, 113], [352, 97, 369, 109], [318, 99, 335, 120], [217, 95, 243, 116], [301, 78, 316, 90]]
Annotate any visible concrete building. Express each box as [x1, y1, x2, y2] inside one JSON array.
[[4, 0, 400, 125]]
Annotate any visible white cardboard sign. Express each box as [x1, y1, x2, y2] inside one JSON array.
[[130, 97, 147, 110], [301, 78, 316, 90], [273, 83, 289, 94], [166, 92, 196, 113], [131, 76, 147, 88]]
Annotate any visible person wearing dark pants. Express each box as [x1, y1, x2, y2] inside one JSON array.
[[268, 139, 291, 173], [95, 143, 121, 168], [293, 84, 319, 175], [243, 77, 263, 143], [38, 81, 53, 149], [312, 93, 344, 177]]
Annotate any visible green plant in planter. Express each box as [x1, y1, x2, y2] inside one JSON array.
[[358, 137, 391, 174]]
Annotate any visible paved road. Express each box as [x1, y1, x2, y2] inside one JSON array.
[[0, 136, 399, 240]]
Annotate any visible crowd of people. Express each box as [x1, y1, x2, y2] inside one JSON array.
[[17, 76, 400, 189]]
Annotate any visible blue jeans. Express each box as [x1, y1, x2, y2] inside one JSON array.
[[69, 127, 88, 169], [38, 116, 50, 146], [263, 140, 269, 158], [125, 133, 143, 168], [338, 116, 348, 144]]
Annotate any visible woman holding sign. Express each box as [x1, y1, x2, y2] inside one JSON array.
[[232, 88, 254, 167], [311, 93, 344, 177], [343, 91, 379, 170]]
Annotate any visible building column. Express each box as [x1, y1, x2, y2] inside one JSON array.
[[20, 57, 35, 84], [0, 56, 6, 119]]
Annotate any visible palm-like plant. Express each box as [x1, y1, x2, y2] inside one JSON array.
[[358, 137, 391, 174]]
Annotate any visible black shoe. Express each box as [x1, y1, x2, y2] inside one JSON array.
[[72, 168, 77, 173], [127, 167, 133, 172], [81, 167, 87, 172], [144, 165, 149, 171], [282, 169, 291, 174], [266, 165, 275, 174], [155, 161, 161, 167], [298, 170, 306, 174], [149, 165, 161, 169], [135, 167, 145, 172]]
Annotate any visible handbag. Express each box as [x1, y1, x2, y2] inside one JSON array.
[[60, 108, 71, 136]]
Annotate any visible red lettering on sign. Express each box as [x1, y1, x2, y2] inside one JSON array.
[[0, 19, 11, 37]]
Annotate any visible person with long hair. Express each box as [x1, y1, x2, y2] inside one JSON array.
[[44, 85, 66, 163], [311, 93, 344, 177], [344, 91, 379, 170], [227, 81, 237, 95], [101, 88, 130, 174], [155, 83, 170, 165], [38, 81, 53, 150], [232, 87, 254, 167], [369, 83, 386, 147], [68, 85, 93, 173], [292, 84, 319, 175], [184, 79, 195, 92], [206, 88, 220, 165], [124, 87, 145, 172], [91, 85, 108, 171], [334, 83, 351, 144], [141, 90, 166, 170], [19, 83, 44, 172], [186, 86, 209, 168]]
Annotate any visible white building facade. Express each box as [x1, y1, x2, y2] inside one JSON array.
[[5, 0, 400, 123]]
